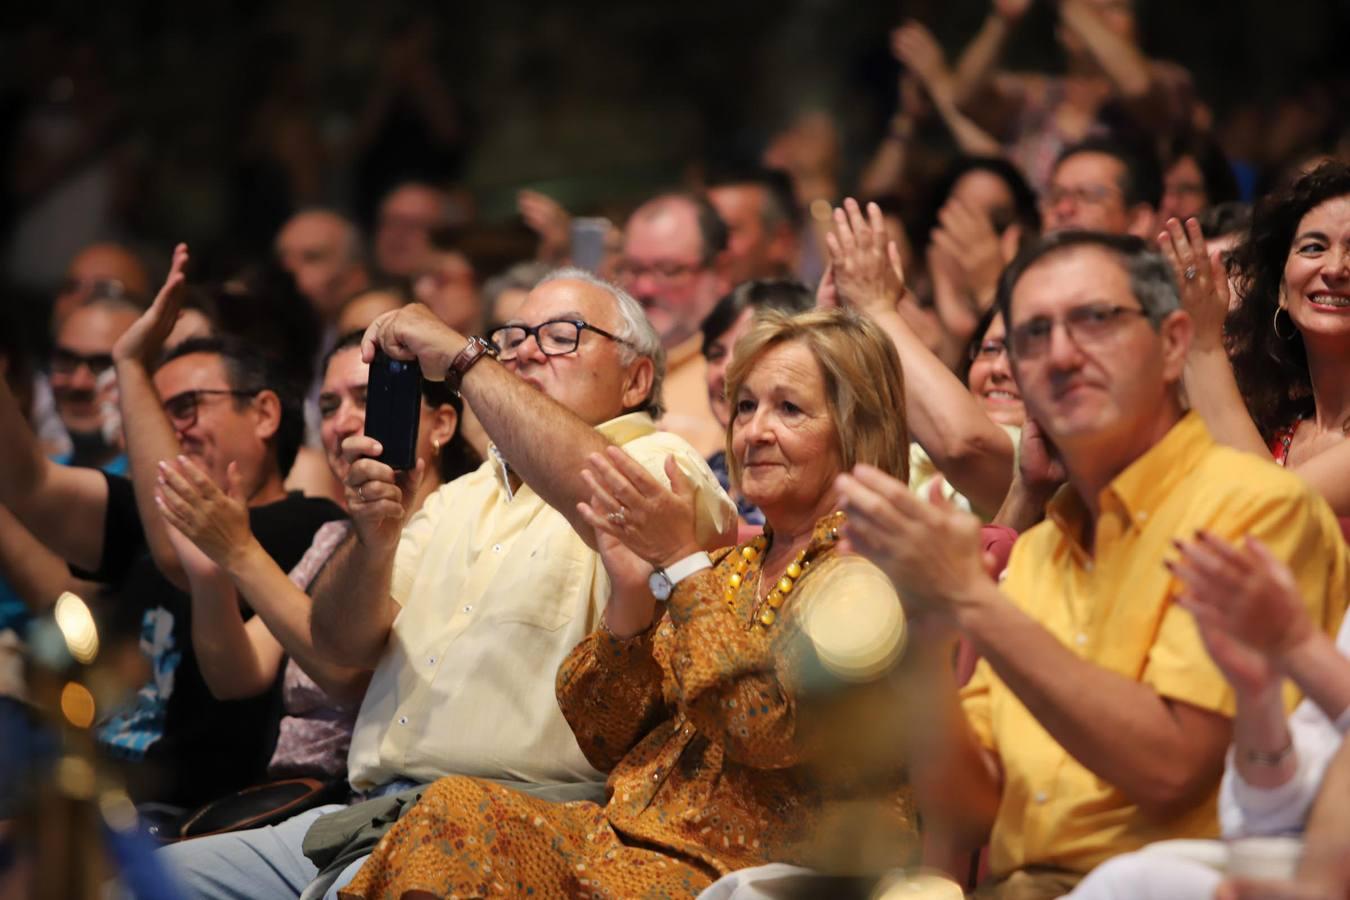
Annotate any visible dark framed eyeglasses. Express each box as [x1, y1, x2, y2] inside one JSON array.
[[487, 318, 630, 362], [162, 388, 261, 428], [1007, 303, 1150, 360], [968, 339, 1008, 362], [51, 346, 116, 377]]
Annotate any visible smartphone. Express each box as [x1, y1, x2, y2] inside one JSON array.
[[364, 351, 422, 470], [570, 217, 611, 273]]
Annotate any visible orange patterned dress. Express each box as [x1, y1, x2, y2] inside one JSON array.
[[340, 514, 917, 899]]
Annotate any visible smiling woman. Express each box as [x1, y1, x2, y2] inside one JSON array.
[[1163, 160, 1350, 515]]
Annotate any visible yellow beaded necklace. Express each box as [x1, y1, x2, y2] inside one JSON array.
[[723, 511, 846, 630]]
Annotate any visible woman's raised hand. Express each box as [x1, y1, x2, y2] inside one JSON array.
[[825, 198, 908, 316], [155, 456, 253, 570], [577, 447, 701, 570], [1158, 216, 1231, 352]]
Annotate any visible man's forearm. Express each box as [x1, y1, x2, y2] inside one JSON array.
[[229, 539, 374, 706], [309, 533, 398, 669], [959, 583, 1230, 816], [952, 13, 1013, 107], [1059, 0, 1152, 98], [459, 359, 612, 545], [115, 361, 189, 588]]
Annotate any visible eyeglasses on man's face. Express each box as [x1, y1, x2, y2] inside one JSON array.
[[487, 318, 630, 362], [1042, 184, 1122, 210], [612, 259, 702, 285], [52, 346, 116, 378], [1007, 303, 1150, 360], [162, 388, 261, 429]]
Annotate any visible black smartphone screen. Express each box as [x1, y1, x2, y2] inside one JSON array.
[[364, 351, 422, 470]]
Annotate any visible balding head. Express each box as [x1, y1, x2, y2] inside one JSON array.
[[53, 243, 150, 330], [276, 209, 370, 320], [618, 194, 728, 349], [375, 182, 452, 278]]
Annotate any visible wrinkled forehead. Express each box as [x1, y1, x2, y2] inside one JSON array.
[[153, 351, 230, 396], [321, 345, 369, 393], [1008, 246, 1133, 321], [515, 279, 620, 331], [57, 305, 138, 351]]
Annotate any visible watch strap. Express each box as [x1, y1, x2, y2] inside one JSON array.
[[663, 551, 713, 585], [445, 336, 496, 392]]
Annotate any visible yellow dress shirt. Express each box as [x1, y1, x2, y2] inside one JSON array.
[[961, 412, 1349, 877], [658, 334, 726, 459], [346, 412, 736, 791]]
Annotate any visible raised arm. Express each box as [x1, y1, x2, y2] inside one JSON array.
[[157, 458, 370, 706], [951, 1, 1031, 113], [361, 303, 621, 550], [1159, 219, 1350, 515], [0, 506, 102, 613], [309, 437, 412, 669], [829, 199, 1014, 515], [893, 22, 1004, 159], [110, 243, 196, 589], [0, 374, 108, 573]]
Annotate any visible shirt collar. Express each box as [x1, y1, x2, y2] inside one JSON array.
[[488, 411, 659, 496], [1047, 411, 1214, 555]]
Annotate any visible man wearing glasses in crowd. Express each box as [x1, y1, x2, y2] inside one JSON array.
[[835, 231, 1348, 898], [0, 245, 344, 812], [159, 267, 734, 898], [616, 192, 730, 456], [1041, 137, 1162, 239]]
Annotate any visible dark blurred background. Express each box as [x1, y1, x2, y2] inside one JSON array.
[[1, 0, 1346, 307]]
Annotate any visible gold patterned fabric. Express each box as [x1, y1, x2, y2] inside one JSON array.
[[340, 513, 917, 899]]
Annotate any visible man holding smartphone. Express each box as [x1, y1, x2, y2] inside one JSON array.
[[160, 268, 736, 899]]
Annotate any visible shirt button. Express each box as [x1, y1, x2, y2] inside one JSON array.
[[1136, 511, 1149, 522], [492, 544, 503, 554], [1034, 791, 1048, 804], [398, 716, 408, 726], [1075, 633, 1087, 647], [463, 605, 473, 613], [428, 657, 437, 666], [1083, 562, 1095, 573]]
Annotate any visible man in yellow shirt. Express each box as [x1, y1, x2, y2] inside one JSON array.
[[159, 269, 736, 898], [835, 231, 1348, 899]]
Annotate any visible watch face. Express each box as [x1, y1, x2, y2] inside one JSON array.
[[648, 570, 673, 601]]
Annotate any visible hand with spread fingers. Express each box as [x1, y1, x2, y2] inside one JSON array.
[[361, 303, 467, 383], [834, 463, 993, 622], [824, 197, 908, 316], [342, 433, 425, 554], [113, 242, 191, 369], [930, 197, 1005, 306], [576, 446, 701, 571], [1166, 533, 1316, 694], [154, 455, 253, 569], [892, 21, 952, 99], [1158, 216, 1230, 352], [518, 189, 572, 264]]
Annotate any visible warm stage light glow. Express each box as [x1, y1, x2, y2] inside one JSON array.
[[54, 591, 100, 664]]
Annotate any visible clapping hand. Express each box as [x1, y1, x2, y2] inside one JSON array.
[[1158, 216, 1230, 353], [835, 464, 993, 624], [929, 197, 1005, 307], [824, 198, 907, 316], [155, 456, 253, 570], [576, 447, 701, 570], [1166, 533, 1314, 698], [892, 21, 952, 99], [113, 243, 190, 369]]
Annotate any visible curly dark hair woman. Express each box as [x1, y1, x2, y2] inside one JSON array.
[[1225, 160, 1350, 444]]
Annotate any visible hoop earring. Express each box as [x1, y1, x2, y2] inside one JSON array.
[[431, 439, 441, 452], [1273, 306, 1296, 340]]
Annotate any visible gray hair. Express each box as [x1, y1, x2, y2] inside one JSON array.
[[537, 266, 666, 418], [483, 260, 552, 324], [996, 231, 1180, 329]]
